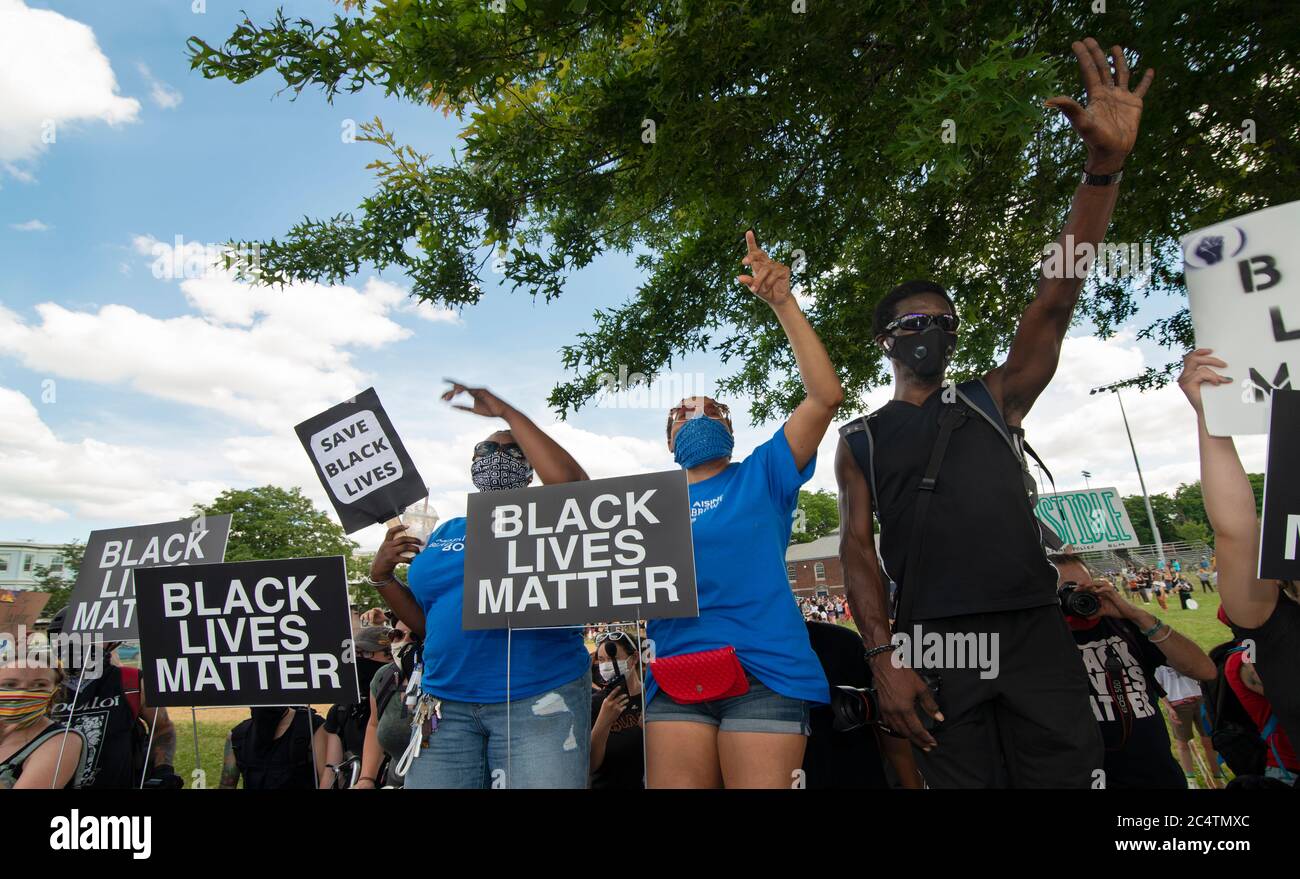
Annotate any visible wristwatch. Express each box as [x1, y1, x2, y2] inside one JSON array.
[[1083, 167, 1124, 186]]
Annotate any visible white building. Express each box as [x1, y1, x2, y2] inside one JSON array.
[[0, 540, 69, 590]]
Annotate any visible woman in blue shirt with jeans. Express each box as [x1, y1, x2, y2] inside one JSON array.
[[645, 231, 842, 788], [367, 382, 592, 788]]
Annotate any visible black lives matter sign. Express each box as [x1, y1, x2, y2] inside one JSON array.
[[463, 470, 698, 630], [134, 556, 358, 707], [295, 387, 427, 533], [65, 515, 231, 642], [1260, 390, 1300, 580]]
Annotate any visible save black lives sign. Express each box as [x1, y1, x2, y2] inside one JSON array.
[[134, 556, 359, 707], [463, 470, 699, 629], [295, 387, 428, 533], [65, 515, 231, 642], [1260, 389, 1300, 580]]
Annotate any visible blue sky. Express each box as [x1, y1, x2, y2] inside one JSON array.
[[0, 0, 1263, 551]]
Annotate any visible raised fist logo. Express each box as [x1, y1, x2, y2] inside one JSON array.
[[1194, 236, 1225, 265]]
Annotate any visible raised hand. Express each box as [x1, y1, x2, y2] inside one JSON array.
[[736, 229, 793, 308], [1176, 348, 1232, 415], [441, 379, 510, 419], [1045, 37, 1154, 175]]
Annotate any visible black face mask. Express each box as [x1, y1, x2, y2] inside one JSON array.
[[887, 326, 957, 378]]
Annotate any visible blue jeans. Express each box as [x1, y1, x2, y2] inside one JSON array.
[[404, 672, 591, 789]]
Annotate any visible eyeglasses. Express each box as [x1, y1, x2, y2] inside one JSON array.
[[389, 629, 407, 643], [473, 441, 527, 461], [668, 401, 730, 424], [884, 312, 960, 334]]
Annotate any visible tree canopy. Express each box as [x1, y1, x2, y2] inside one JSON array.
[[189, 1, 1300, 422], [193, 486, 359, 563]]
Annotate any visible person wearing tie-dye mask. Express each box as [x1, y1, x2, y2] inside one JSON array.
[[364, 382, 593, 788], [0, 652, 86, 789]]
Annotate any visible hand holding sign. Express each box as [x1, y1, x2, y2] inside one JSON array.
[[737, 230, 793, 308], [442, 379, 510, 419], [372, 522, 425, 579], [1177, 348, 1234, 417], [1045, 38, 1153, 174]]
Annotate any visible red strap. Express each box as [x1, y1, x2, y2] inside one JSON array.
[[120, 665, 142, 720]]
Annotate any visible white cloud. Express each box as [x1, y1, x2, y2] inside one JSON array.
[[10, 219, 50, 232], [136, 62, 182, 110], [0, 240, 452, 430], [0, 0, 140, 176], [0, 387, 227, 524]]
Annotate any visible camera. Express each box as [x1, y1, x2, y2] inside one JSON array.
[[1058, 583, 1101, 618], [829, 672, 941, 735]]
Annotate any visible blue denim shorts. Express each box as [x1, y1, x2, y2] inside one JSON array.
[[646, 672, 810, 735]]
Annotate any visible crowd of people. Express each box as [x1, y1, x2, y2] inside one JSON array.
[[2, 37, 1295, 792], [798, 595, 850, 623]]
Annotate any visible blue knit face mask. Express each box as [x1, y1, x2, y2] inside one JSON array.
[[672, 416, 734, 468]]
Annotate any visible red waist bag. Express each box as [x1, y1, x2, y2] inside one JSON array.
[[651, 647, 749, 704]]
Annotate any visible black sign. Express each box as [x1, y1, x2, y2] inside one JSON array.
[[295, 387, 428, 533], [462, 470, 699, 630], [65, 515, 231, 641], [1260, 390, 1300, 580], [133, 556, 359, 707]]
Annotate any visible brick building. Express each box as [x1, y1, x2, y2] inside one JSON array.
[[786, 532, 844, 595]]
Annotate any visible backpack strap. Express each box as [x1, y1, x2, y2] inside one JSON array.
[[119, 665, 142, 721], [375, 667, 402, 721], [956, 378, 1064, 549], [895, 403, 968, 632], [838, 415, 879, 500]]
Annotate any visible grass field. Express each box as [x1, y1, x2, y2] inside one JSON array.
[[160, 588, 1236, 789]]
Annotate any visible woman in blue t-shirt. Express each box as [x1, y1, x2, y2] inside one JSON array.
[[644, 231, 842, 788], [366, 381, 592, 788]]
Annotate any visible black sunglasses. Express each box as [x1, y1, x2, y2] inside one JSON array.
[[473, 441, 527, 461], [885, 312, 960, 334]]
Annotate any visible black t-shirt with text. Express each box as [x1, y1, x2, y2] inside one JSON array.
[[590, 688, 643, 790], [1070, 616, 1185, 789]]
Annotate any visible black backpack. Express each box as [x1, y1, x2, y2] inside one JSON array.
[[1201, 641, 1269, 777]]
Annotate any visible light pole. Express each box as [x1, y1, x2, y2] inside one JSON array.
[[1081, 469, 1092, 491], [1090, 382, 1166, 568]]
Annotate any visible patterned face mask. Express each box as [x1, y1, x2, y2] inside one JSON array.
[[0, 687, 56, 729], [470, 451, 533, 492]]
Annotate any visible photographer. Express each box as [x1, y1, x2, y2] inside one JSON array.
[[590, 630, 644, 790], [1050, 553, 1216, 789]]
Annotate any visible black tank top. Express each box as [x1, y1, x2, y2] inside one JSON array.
[[870, 386, 1057, 621], [48, 665, 140, 790]]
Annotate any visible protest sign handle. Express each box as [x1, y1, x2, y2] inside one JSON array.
[[138, 708, 159, 789], [307, 705, 320, 789], [191, 707, 201, 789]]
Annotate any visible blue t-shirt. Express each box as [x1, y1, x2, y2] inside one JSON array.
[[647, 426, 830, 706], [406, 516, 590, 703]]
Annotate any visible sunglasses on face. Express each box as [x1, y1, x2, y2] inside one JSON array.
[[885, 312, 960, 334], [668, 401, 731, 424], [473, 441, 527, 461], [389, 629, 407, 643]]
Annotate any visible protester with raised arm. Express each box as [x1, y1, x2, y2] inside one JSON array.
[[836, 37, 1153, 787], [367, 383, 593, 789], [1177, 348, 1300, 764], [644, 230, 842, 789]]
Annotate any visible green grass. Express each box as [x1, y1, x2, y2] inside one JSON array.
[[172, 716, 234, 789]]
